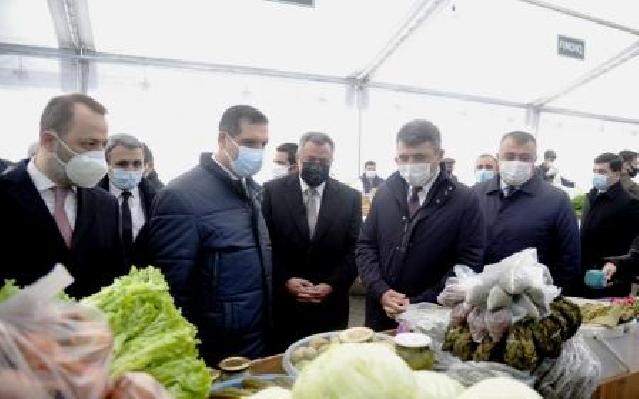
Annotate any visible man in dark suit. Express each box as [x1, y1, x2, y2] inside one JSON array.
[[262, 132, 362, 350], [98, 134, 159, 267], [581, 153, 639, 297], [0, 93, 127, 298], [360, 160, 384, 195], [142, 143, 165, 191], [0, 158, 13, 174]]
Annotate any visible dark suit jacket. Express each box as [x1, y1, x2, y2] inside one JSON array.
[[581, 182, 639, 297], [98, 175, 159, 268], [262, 174, 361, 349], [0, 162, 127, 298]]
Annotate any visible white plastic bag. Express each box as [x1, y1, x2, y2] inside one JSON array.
[[437, 266, 481, 307], [0, 265, 113, 399]]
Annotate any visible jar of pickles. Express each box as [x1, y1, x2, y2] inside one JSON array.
[[394, 333, 434, 370]]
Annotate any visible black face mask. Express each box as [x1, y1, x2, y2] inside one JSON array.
[[629, 166, 638, 178], [301, 162, 330, 187]]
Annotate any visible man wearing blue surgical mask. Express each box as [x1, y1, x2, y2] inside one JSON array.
[[580, 153, 639, 298], [473, 131, 580, 294], [0, 94, 127, 298], [474, 154, 498, 185], [357, 119, 485, 331], [145, 105, 272, 366], [98, 134, 159, 266]]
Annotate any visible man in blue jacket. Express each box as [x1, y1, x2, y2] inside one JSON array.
[[356, 119, 485, 331], [473, 131, 580, 294], [145, 105, 272, 365]]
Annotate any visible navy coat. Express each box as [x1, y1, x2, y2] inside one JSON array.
[[357, 171, 485, 331], [473, 174, 580, 294], [145, 153, 272, 365]]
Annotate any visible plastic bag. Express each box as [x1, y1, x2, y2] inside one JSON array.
[[487, 286, 512, 311], [467, 307, 488, 343], [525, 285, 560, 317], [105, 373, 173, 399], [511, 294, 541, 322], [450, 303, 474, 327], [437, 266, 480, 307], [497, 250, 546, 295], [0, 265, 113, 399], [486, 309, 513, 342]]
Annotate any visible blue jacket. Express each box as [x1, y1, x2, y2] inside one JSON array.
[[473, 174, 580, 294], [357, 171, 484, 331], [145, 153, 272, 365]]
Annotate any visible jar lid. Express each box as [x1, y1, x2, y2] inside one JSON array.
[[218, 356, 251, 372], [394, 332, 431, 348]]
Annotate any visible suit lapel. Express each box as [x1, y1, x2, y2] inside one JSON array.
[[72, 188, 94, 248], [313, 179, 339, 243], [284, 176, 311, 242]]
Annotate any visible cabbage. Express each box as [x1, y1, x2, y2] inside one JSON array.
[[248, 387, 292, 399], [414, 371, 464, 399], [83, 267, 212, 399], [291, 343, 417, 399], [457, 377, 541, 399], [0, 280, 19, 303]]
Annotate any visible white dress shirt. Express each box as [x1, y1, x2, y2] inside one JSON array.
[[407, 167, 440, 207], [300, 177, 325, 216], [110, 183, 146, 239], [27, 159, 77, 228]]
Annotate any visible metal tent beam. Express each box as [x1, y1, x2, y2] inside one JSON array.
[[539, 107, 639, 126], [354, 0, 451, 82], [531, 40, 639, 107], [514, 0, 639, 37]]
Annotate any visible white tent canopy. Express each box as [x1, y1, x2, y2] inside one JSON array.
[[1, 0, 638, 189]]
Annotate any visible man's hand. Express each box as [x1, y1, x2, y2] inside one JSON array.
[[286, 278, 314, 299], [310, 283, 333, 302], [603, 262, 617, 283], [381, 289, 409, 318]]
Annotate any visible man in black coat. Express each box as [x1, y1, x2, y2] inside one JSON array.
[[262, 132, 361, 351], [0, 158, 13, 174], [98, 134, 159, 267], [360, 160, 384, 195], [581, 153, 639, 297], [357, 120, 485, 331], [142, 143, 165, 191], [0, 94, 127, 298]]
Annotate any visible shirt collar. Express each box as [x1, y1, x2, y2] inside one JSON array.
[[109, 181, 139, 198], [300, 176, 326, 196], [27, 158, 76, 193]]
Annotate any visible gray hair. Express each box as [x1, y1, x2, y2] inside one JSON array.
[[501, 131, 536, 146], [299, 131, 335, 151], [105, 134, 144, 162], [396, 119, 441, 149]]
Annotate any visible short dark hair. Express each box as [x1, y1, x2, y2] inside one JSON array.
[[299, 132, 335, 151], [544, 150, 557, 161], [276, 142, 298, 165], [619, 150, 637, 163], [364, 161, 376, 168], [106, 134, 144, 163], [479, 153, 497, 162], [219, 105, 268, 137], [595, 152, 623, 172], [40, 93, 107, 136], [142, 143, 154, 165], [501, 131, 536, 146], [396, 119, 441, 148]]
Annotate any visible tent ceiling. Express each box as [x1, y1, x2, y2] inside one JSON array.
[[0, 0, 637, 123]]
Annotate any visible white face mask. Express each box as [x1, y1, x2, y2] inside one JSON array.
[[398, 163, 437, 187], [272, 164, 289, 179], [365, 170, 377, 179], [500, 160, 533, 186], [53, 134, 108, 188]]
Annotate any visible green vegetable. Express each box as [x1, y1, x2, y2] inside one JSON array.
[[291, 343, 418, 399], [0, 280, 20, 303], [571, 194, 586, 212], [83, 266, 212, 399], [414, 370, 464, 399]]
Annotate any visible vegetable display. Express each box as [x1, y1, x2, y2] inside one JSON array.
[[83, 266, 212, 399]]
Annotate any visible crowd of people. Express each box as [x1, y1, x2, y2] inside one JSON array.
[[0, 93, 638, 367]]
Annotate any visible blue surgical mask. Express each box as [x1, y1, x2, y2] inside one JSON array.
[[225, 135, 264, 178], [593, 173, 609, 191], [475, 169, 495, 184], [111, 168, 144, 191]]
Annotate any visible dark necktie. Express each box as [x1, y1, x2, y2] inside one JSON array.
[[121, 191, 133, 254], [408, 186, 423, 217], [306, 188, 319, 239]]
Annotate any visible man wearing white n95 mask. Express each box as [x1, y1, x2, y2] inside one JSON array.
[[0, 94, 127, 298], [145, 105, 272, 366], [473, 131, 580, 295], [357, 119, 485, 331]]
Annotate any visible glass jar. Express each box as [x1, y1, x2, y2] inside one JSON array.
[[394, 333, 434, 370]]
